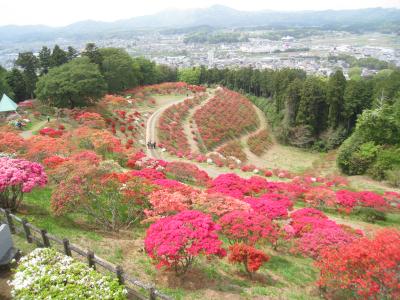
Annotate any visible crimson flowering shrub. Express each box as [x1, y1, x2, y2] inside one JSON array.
[[228, 243, 270, 275], [165, 162, 210, 187], [144, 210, 226, 275], [316, 229, 400, 299], [335, 190, 358, 213], [207, 173, 255, 199], [219, 210, 278, 246], [194, 88, 259, 150], [245, 193, 292, 220], [247, 129, 272, 156], [383, 191, 400, 209], [39, 127, 63, 138], [0, 157, 47, 210], [192, 192, 251, 218], [357, 191, 388, 211], [129, 169, 166, 181]]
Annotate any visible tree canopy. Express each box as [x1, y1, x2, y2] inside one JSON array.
[[35, 57, 107, 108]]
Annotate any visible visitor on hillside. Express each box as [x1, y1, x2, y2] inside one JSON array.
[[153, 142, 157, 149], [16, 121, 22, 130], [47, 116, 50, 122], [147, 141, 150, 149]]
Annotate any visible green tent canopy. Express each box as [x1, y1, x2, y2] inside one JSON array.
[[0, 94, 18, 112]]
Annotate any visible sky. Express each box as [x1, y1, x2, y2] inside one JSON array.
[[0, 0, 399, 26]]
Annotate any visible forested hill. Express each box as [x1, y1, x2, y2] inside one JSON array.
[[1, 6, 400, 42]]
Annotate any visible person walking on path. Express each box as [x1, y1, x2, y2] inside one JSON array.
[[47, 116, 50, 122], [147, 141, 151, 149], [153, 142, 156, 149]]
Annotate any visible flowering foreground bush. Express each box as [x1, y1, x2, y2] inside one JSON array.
[[144, 210, 226, 274], [228, 243, 270, 276], [9, 248, 127, 299], [0, 157, 47, 210], [316, 229, 400, 299]]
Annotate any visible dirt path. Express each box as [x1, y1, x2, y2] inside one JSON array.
[[0, 268, 12, 300], [19, 120, 47, 139]]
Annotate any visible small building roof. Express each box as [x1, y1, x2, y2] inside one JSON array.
[[0, 94, 18, 112]]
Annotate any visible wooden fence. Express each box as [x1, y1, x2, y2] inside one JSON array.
[[0, 208, 171, 300]]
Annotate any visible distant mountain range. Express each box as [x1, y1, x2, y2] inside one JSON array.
[[1, 5, 400, 43]]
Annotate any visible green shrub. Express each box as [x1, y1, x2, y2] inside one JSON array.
[[9, 248, 127, 299], [354, 207, 387, 223], [386, 168, 400, 187], [337, 134, 369, 175], [368, 147, 400, 180]]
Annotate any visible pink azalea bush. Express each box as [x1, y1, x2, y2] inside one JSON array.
[[144, 210, 226, 274], [245, 193, 292, 220], [0, 157, 47, 210]]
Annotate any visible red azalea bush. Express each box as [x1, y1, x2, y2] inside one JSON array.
[[39, 127, 63, 138], [0, 157, 47, 210], [357, 191, 388, 211], [144, 210, 226, 274], [335, 190, 358, 213], [228, 243, 270, 275], [219, 210, 278, 246], [316, 228, 400, 299], [130, 168, 166, 181], [165, 161, 211, 187], [152, 179, 196, 196], [194, 88, 259, 149]]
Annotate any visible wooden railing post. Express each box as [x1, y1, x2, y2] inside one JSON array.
[[149, 287, 156, 300], [115, 265, 124, 285], [87, 250, 95, 269], [63, 238, 72, 256], [5, 209, 15, 234], [40, 229, 50, 247], [21, 218, 32, 243]]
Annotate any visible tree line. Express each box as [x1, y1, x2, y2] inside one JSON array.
[[0, 43, 177, 106]]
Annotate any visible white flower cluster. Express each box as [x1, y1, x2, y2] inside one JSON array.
[[0, 152, 16, 158], [8, 248, 127, 299]]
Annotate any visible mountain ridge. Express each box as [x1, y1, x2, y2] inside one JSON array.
[[1, 5, 399, 42]]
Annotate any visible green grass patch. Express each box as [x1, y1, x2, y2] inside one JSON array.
[[20, 187, 101, 241]]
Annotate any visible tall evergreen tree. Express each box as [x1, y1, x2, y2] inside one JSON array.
[[50, 45, 68, 67], [327, 70, 347, 129], [82, 43, 103, 66], [296, 77, 327, 134], [38, 46, 51, 75], [66, 46, 78, 61], [15, 52, 39, 98], [284, 79, 303, 126], [5, 68, 27, 101]]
